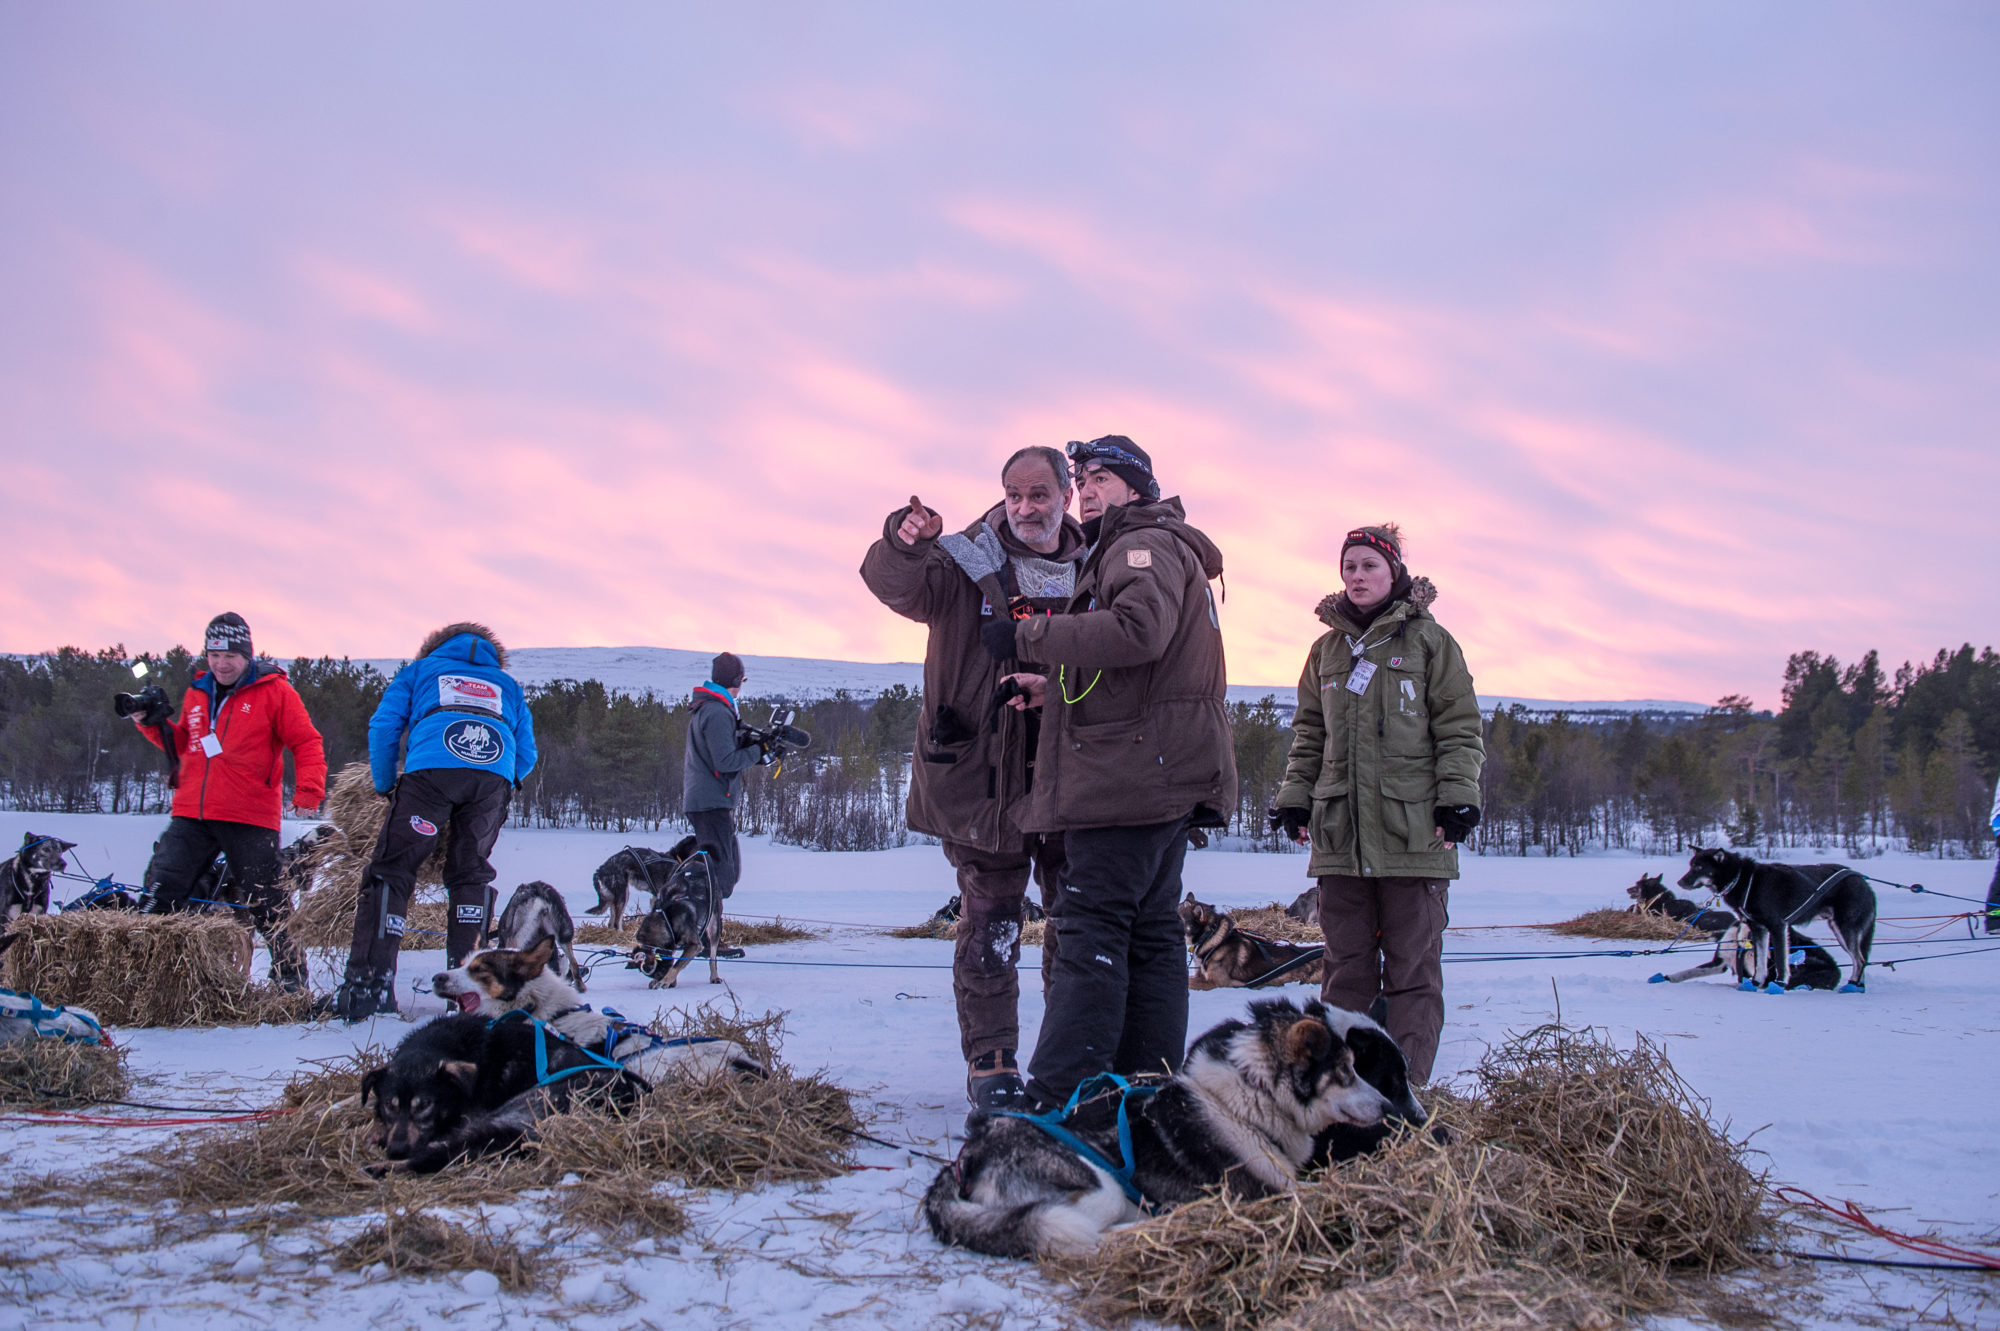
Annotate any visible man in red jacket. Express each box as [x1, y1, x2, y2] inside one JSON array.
[[131, 612, 327, 992]]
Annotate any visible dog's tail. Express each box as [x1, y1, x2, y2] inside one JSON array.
[[919, 1161, 1125, 1259]]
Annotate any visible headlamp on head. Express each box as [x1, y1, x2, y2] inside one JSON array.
[[1064, 436, 1160, 500]]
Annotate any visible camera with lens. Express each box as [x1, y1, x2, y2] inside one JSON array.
[[737, 704, 813, 766], [113, 684, 173, 726]]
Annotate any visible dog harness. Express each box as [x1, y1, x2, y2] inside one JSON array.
[[0, 987, 107, 1045], [539, 1003, 728, 1066], [487, 1009, 630, 1088], [1783, 867, 1861, 927], [997, 1072, 1162, 1210]]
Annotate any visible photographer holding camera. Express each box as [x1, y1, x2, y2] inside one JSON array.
[[125, 612, 326, 993], [682, 653, 784, 912]]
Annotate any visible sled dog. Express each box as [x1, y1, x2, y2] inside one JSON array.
[[494, 880, 584, 989], [1650, 922, 1843, 991], [1179, 895, 1322, 990], [2, 833, 76, 921], [921, 998, 1415, 1259], [433, 936, 766, 1085], [1678, 847, 1875, 992], [1625, 873, 1738, 936], [586, 837, 697, 931], [633, 849, 727, 988], [360, 1011, 642, 1175]]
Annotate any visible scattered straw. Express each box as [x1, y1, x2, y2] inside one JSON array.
[[0, 1035, 130, 1108], [886, 916, 1047, 946], [1536, 909, 1692, 942], [1, 913, 314, 1027], [290, 763, 451, 948], [1051, 1023, 1771, 1331], [1223, 904, 1323, 944], [328, 1207, 551, 1291], [578, 918, 819, 948]]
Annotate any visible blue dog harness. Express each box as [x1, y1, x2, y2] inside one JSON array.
[[492, 1007, 727, 1088], [998, 1072, 1162, 1210]]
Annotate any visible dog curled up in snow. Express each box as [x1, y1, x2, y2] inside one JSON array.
[[433, 936, 767, 1085], [359, 1011, 643, 1175], [493, 880, 584, 990], [922, 998, 1424, 1259], [3, 832, 77, 921], [1180, 895, 1324, 990], [1678, 846, 1875, 993]]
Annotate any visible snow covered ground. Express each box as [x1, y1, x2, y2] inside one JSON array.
[[3, 810, 1995, 1329]]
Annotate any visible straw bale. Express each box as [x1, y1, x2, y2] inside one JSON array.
[[328, 1207, 552, 1291], [1, 912, 313, 1028], [289, 763, 451, 948], [1052, 1024, 1772, 1331], [0, 1034, 130, 1108], [1225, 904, 1323, 944], [1537, 908, 1689, 942]]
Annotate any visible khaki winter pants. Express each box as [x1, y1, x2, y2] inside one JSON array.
[[1317, 874, 1449, 1083], [940, 835, 1064, 1063]]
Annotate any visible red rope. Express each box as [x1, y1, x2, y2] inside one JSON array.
[[1774, 1186, 2000, 1270], [0, 1105, 299, 1128]]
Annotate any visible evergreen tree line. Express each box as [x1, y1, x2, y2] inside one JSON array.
[[3, 644, 1994, 857]]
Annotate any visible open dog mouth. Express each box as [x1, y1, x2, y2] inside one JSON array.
[[451, 991, 481, 1014]]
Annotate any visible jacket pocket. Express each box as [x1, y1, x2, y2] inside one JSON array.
[[1381, 770, 1439, 853], [1067, 663, 1146, 728], [1310, 777, 1355, 860]]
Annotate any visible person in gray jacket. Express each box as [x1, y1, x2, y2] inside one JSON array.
[[683, 653, 766, 902]]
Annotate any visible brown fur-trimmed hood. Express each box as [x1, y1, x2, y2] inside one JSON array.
[[1315, 576, 1436, 630], [417, 622, 509, 667]]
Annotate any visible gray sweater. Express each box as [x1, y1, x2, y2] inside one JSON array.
[[684, 686, 762, 813]]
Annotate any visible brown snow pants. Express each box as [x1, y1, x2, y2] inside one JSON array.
[[1317, 874, 1449, 1083], [940, 835, 1065, 1063]]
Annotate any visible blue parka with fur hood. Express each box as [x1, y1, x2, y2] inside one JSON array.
[[369, 623, 537, 792]]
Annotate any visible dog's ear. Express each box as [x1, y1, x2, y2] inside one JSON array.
[[438, 1060, 479, 1094], [1282, 1017, 1333, 1065], [521, 935, 555, 971], [359, 1067, 384, 1108]]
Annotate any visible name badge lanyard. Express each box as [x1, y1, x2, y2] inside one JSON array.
[[1343, 631, 1392, 696]]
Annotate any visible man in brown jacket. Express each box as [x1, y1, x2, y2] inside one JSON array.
[[860, 446, 1088, 1115], [989, 436, 1237, 1109]]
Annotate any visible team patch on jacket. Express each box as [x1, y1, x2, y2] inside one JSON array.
[[1126, 548, 1152, 568], [438, 674, 503, 714], [410, 815, 439, 836], [443, 718, 504, 765]]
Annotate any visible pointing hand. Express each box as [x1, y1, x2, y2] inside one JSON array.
[[897, 495, 944, 546]]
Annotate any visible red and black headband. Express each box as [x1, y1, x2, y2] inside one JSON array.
[[1341, 529, 1402, 566]]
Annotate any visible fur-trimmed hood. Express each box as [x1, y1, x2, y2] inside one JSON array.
[[417, 622, 509, 667], [1315, 577, 1436, 631]]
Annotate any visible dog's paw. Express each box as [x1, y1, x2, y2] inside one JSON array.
[[363, 1160, 409, 1179], [1737, 979, 1759, 992], [1839, 981, 1866, 994], [1647, 973, 1667, 984], [1763, 982, 1785, 995]]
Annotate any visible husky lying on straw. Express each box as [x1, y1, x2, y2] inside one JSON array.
[[433, 936, 766, 1085], [922, 998, 1425, 1259]]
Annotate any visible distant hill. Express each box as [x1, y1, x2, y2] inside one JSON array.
[[347, 645, 1709, 721]]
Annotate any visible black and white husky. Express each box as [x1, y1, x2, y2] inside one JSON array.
[[1650, 921, 1843, 991], [494, 880, 584, 990], [2, 832, 76, 922], [1678, 847, 1875, 993], [432, 936, 766, 1084], [586, 838, 697, 931], [921, 999, 1424, 1259]]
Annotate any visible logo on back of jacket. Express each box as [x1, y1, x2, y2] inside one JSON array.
[[443, 718, 504, 765]]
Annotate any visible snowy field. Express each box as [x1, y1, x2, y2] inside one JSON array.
[[2, 810, 1996, 1329]]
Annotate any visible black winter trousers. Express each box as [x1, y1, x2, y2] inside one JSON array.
[[1986, 837, 1999, 935], [1025, 816, 1190, 1108], [686, 808, 741, 900], [942, 835, 1065, 1063], [347, 767, 512, 975], [144, 817, 307, 988]]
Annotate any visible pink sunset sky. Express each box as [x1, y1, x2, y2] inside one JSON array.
[[2, 6, 1994, 705]]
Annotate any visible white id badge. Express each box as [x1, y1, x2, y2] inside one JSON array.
[[1346, 659, 1377, 696], [199, 732, 222, 758]]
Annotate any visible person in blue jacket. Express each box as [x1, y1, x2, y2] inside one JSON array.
[[333, 621, 538, 1022], [1986, 770, 1999, 936]]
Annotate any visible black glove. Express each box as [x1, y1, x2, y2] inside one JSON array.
[[979, 618, 1019, 662], [1268, 806, 1311, 843], [1435, 804, 1481, 842]]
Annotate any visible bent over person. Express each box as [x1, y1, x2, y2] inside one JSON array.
[[334, 622, 537, 1022], [1272, 524, 1483, 1084], [132, 612, 326, 992], [861, 447, 1086, 1115], [992, 436, 1236, 1110]]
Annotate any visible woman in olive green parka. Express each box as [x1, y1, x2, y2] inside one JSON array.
[[1272, 524, 1483, 1082]]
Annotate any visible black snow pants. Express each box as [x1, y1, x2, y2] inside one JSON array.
[[1024, 815, 1191, 1109], [941, 834, 1065, 1063], [144, 817, 308, 988], [347, 767, 512, 974], [1986, 837, 1999, 935], [686, 808, 742, 900]]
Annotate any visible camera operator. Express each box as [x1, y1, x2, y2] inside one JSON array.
[[334, 622, 537, 1022], [988, 438, 1236, 1111], [126, 612, 326, 993], [683, 653, 775, 915], [860, 447, 1086, 1117]]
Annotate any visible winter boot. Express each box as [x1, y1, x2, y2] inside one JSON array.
[[966, 1049, 1028, 1125], [332, 967, 399, 1024]]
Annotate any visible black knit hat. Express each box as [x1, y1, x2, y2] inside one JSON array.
[[203, 612, 253, 659], [711, 652, 746, 689], [1341, 524, 1405, 575], [1066, 435, 1160, 501]]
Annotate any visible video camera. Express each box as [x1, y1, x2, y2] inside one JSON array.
[[737, 704, 813, 767], [113, 683, 173, 726]]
